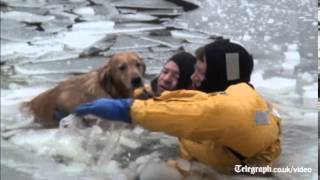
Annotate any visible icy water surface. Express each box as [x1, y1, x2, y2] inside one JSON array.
[[1, 0, 318, 179]]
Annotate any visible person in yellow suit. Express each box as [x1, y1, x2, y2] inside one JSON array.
[[74, 39, 282, 174]]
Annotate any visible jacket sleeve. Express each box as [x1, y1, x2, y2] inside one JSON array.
[[130, 89, 251, 142]]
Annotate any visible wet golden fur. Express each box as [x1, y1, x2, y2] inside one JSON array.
[[23, 52, 145, 128]]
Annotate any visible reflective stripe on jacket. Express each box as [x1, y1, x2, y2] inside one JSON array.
[[131, 83, 281, 171]]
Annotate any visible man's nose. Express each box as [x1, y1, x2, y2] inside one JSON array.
[[163, 73, 173, 82], [191, 72, 196, 81]]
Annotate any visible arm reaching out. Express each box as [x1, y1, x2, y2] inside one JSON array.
[[74, 98, 133, 123]]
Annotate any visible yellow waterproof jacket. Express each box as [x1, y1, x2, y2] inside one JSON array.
[[131, 83, 282, 171]]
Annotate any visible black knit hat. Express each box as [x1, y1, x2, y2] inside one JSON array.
[[199, 39, 254, 93], [168, 52, 196, 89]]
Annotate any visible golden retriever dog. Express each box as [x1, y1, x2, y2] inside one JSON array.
[[22, 51, 145, 128]]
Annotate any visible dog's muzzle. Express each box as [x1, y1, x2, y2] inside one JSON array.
[[131, 77, 143, 88]]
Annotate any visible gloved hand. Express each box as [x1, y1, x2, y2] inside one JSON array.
[[73, 98, 133, 123]]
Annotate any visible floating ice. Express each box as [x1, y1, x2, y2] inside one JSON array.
[[139, 35, 183, 49], [1, 26, 48, 42], [112, 13, 158, 22], [1, 19, 26, 30], [1, 40, 73, 63], [55, 31, 106, 50], [267, 18, 274, 24], [119, 135, 141, 149], [73, 7, 95, 16], [1, 39, 63, 58], [59, 114, 84, 129], [71, 21, 114, 32], [282, 44, 301, 74], [139, 161, 182, 180], [302, 83, 317, 108], [41, 19, 74, 33], [48, 9, 78, 21], [256, 77, 296, 94], [112, 0, 181, 10], [110, 35, 159, 50], [272, 44, 282, 51], [298, 72, 314, 84], [52, 21, 115, 50], [242, 32, 251, 41], [264, 35, 271, 41], [1, 42, 38, 57], [250, 70, 264, 87], [10, 129, 92, 163], [201, 16, 208, 22], [1, 0, 46, 8], [1, 11, 55, 23], [0, 1, 318, 179], [170, 30, 209, 40], [97, 160, 127, 180]]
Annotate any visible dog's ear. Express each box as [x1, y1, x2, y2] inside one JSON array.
[[141, 60, 146, 75], [136, 55, 146, 75], [98, 64, 112, 88]]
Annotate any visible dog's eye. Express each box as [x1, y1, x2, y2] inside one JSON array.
[[118, 64, 127, 71], [136, 63, 141, 68]]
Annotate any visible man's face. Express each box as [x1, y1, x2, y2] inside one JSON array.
[[191, 58, 207, 89], [157, 61, 180, 94]]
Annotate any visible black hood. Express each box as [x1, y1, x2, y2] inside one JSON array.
[[200, 39, 254, 93], [169, 52, 196, 89]]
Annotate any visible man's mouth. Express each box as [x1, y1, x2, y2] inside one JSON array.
[[192, 82, 200, 89], [159, 84, 170, 91]]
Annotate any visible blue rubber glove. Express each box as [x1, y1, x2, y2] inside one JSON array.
[[73, 98, 133, 123]]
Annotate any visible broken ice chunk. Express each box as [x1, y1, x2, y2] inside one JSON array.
[[282, 44, 301, 74], [256, 77, 296, 94], [73, 7, 95, 16], [302, 83, 317, 108], [71, 21, 114, 32], [1, 11, 55, 23], [139, 161, 182, 180], [112, 13, 158, 23]]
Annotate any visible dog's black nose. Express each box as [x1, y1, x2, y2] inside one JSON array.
[[131, 77, 143, 88]]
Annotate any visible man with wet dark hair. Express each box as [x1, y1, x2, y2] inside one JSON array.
[[152, 52, 196, 95], [134, 51, 196, 99]]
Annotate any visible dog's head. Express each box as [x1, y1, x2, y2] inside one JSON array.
[[99, 52, 146, 98]]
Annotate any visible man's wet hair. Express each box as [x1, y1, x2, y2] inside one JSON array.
[[195, 46, 205, 62]]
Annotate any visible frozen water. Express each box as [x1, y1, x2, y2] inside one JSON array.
[[282, 43, 301, 74], [112, 0, 182, 10], [1, 40, 66, 62], [139, 161, 183, 180], [1, 0, 46, 8], [302, 83, 317, 108], [256, 77, 297, 94], [1, 11, 55, 23], [56, 31, 107, 50], [112, 13, 158, 22], [73, 7, 95, 16], [1, 0, 318, 180], [170, 30, 209, 40]]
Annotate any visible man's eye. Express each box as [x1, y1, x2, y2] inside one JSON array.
[[161, 69, 168, 74]]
